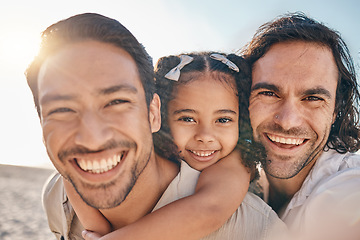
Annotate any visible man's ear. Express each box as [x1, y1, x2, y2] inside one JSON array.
[[149, 93, 161, 133], [332, 110, 337, 124]]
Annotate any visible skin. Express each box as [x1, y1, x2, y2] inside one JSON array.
[[167, 73, 239, 171], [79, 70, 250, 240], [249, 41, 338, 211], [38, 41, 178, 226]]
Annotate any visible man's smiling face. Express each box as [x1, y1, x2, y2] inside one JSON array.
[[249, 41, 338, 179], [38, 41, 159, 208]]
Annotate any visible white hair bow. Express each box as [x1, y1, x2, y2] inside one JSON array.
[[164, 55, 194, 81], [210, 53, 239, 72]]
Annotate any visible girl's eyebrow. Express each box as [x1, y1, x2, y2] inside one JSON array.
[[172, 109, 196, 115], [215, 109, 237, 115], [172, 109, 237, 115]]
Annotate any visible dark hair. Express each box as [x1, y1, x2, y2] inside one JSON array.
[[240, 12, 360, 153], [153, 51, 266, 169], [25, 13, 155, 116]]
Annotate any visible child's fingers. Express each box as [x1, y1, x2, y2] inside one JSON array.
[[82, 230, 102, 240]]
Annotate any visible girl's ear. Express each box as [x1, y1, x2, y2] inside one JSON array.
[[149, 93, 161, 133]]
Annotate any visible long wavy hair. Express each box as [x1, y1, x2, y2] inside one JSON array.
[[240, 12, 360, 153]]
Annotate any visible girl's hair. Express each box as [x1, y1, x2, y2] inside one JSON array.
[[153, 51, 266, 169]]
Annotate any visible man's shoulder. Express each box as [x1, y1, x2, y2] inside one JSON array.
[[282, 150, 360, 234], [242, 192, 275, 217], [42, 172, 65, 219], [338, 151, 360, 168], [42, 172, 83, 240], [312, 150, 360, 189], [154, 161, 199, 210], [320, 149, 360, 167], [42, 172, 66, 238]]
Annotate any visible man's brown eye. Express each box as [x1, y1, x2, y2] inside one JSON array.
[[106, 99, 129, 107], [304, 96, 323, 101], [48, 108, 74, 115], [259, 91, 276, 97]]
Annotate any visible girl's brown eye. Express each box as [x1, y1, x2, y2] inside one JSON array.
[[217, 118, 232, 123], [178, 117, 195, 123], [106, 99, 129, 107]]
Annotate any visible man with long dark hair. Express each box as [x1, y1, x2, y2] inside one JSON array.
[[242, 12, 360, 239]]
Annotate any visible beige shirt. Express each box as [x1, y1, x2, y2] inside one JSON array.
[[262, 149, 360, 240], [42, 161, 286, 240]]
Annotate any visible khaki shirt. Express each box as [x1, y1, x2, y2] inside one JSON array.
[[42, 161, 286, 240]]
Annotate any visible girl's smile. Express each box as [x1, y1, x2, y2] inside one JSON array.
[[167, 72, 239, 171]]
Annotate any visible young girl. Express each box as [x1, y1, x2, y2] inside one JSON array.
[[64, 52, 261, 240]]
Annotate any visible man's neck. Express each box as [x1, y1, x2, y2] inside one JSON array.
[[100, 153, 179, 230], [266, 160, 316, 215]]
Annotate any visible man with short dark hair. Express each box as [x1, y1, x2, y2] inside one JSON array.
[[26, 13, 285, 240], [243, 12, 360, 239]]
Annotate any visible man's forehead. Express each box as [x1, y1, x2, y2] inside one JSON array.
[[252, 42, 338, 85], [37, 40, 144, 101]]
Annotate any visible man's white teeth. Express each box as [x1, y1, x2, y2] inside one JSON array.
[[77, 154, 122, 174], [268, 134, 304, 145], [191, 150, 215, 157]]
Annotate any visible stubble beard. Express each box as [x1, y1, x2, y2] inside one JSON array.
[[261, 148, 315, 179], [57, 139, 153, 209], [257, 124, 329, 180], [70, 165, 137, 209], [70, 150, 152, 209]]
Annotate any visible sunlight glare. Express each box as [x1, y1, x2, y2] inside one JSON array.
[[0, 30, 41, 80]]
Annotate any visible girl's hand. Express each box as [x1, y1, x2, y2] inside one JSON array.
[[82, 230, 102, 240]]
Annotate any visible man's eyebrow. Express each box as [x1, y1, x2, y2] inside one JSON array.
[[303, 87, 332, 99], [40, 94, 76, 105], [251, 82, 280, 92], [40, 84, 138, 105], [99, 84, 138, 95]]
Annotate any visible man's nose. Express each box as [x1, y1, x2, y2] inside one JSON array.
[[274, 100, 303, 131], [74, 111, 114, 150]]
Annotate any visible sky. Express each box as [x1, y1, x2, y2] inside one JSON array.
[[1, 0, 359, 168]]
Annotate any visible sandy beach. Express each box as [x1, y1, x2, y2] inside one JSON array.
[[0, 164, 56, 240]]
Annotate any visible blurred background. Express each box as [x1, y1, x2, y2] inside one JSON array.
[[1, 0, 359, 169], [0, 1, 359, 239]]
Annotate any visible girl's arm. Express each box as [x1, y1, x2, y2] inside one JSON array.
[[82, 148, 251, 240], [63, 178, 112, 235]]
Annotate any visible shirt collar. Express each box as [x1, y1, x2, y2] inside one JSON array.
[[282, 149, 345, 216]]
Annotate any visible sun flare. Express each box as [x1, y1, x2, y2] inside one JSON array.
[[0, 30, 41, 74]]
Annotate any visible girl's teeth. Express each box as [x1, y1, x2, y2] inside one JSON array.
[[191, 150, 215, 157]]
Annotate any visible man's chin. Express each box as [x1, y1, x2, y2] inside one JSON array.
[[73, 179, 135, 209], [261, 156, 303, 180], [264, 166, 300, 179]]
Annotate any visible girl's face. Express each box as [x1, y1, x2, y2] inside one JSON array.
[[167, 73, 239, 171]]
